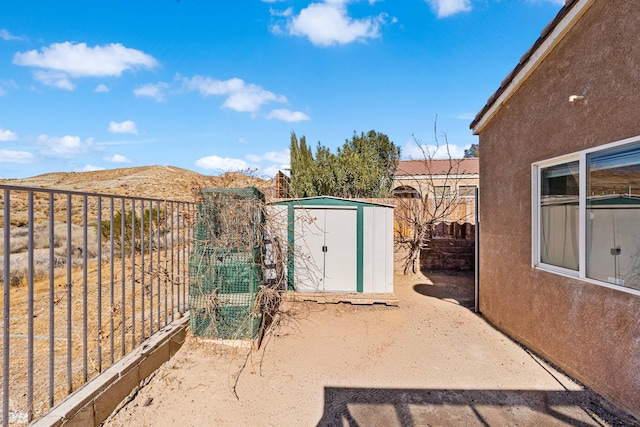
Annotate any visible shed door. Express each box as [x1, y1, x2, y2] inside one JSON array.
[[294, 207, 357, 292]]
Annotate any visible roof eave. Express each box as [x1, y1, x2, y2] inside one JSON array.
[[470, 0, 595, 135]]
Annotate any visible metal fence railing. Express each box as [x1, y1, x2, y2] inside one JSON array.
[[0, 185, 195, 426]]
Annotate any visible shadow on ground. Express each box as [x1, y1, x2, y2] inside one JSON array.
[[316, 387, 637, 427], [413, 271, 475, 309]]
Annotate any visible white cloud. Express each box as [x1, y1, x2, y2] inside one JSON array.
[[0, 150, 33, 163], [80, 164, 105, 172], [134, 82, 169, 102], [286, 1, 385, 46], [104, 154, 132, 163], [261, 164, 288, 178], [245, 149, 290, 178], [94, 84, 109, 93], [270, 7, 293, 17], [108, 120, 138, 134], [264, 150, 290, 164], [245, 149, 290, 165], [266, 108, 310, 122], [33, 70, 75, 90], [183, 76, 287, 113], [37, 134, 93, 157], [195, 155, 249, 171], [269, 24, 285, 35], [403, 140, 467, 160], [13, 42, 157, 89], [428, 0, 472, 18], [0, 128, 18, 141], [0, 79, 17, 95], [14, 42, 157, 77], [0, 29, 22, 41]]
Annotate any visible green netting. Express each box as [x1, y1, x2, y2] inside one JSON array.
[[189, 187, 265, 339], [190, 261, 262, 299], [190, 303, 262, 340]]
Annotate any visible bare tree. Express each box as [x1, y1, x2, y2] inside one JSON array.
[[394, 126, 476, 274]]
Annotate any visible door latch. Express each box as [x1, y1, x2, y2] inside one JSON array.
[[322, 245, 328, 253]]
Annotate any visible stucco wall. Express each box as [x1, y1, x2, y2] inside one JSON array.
[[477, 0, 640, 418]]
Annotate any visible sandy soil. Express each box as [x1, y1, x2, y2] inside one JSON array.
[[102, 271, 634, 427]]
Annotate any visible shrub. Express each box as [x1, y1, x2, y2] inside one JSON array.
[[99, 207, 167, 254]]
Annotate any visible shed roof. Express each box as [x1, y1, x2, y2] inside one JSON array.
[[395, 159, 479, 177], [274, 196, 395, 208], [470, 0, 588, 133]]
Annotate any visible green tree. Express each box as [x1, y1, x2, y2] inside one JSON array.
[[464, 143, 479, 158], [289, 130, 400, 198], [289, 132, 316, 197], [338, 130, 400, 198]]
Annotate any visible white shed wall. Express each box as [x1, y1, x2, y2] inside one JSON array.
[[363, 206, 394, 293], [269, 199, 394, 294]]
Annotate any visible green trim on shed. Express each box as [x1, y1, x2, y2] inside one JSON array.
[[274, 196, 393, 209], [287, 203, 295, 290], [356, 206, 364, 293]]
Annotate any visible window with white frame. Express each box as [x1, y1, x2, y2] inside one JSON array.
[[539, 161, 580, 271], [533, 137, 640, 293], [458, 185, 478, 198]]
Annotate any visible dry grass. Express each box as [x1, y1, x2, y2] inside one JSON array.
[[0, 223, 89, 288], [0, 165, 275, 424], [1, 249, 188, 424]]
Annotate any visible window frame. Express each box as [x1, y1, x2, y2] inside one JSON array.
[[433, 185, 451, 198], [458, 185, 478, 198], [532, 135, 640, 297]]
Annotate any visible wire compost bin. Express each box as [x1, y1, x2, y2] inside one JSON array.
[[189, 187, 265, 340]]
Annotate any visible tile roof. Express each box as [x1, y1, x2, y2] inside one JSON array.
[[396, 159, 479, 176], [470, 0, 579, 131]]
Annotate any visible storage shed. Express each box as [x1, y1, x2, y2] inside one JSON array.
[[270, 197, 394, 294]]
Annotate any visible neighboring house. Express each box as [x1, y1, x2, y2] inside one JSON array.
[[471, 0, 640, 418], [393, 158, 479, 224]]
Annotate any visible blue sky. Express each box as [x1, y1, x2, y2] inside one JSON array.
[[1, 0, 563, 179]]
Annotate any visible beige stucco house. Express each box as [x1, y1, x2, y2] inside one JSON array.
[[393, 159, 479, 224], [471, 0, 640, 418], [394, 159, 479, 198]]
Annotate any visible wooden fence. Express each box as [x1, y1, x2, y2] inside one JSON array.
[[367, 197, 476, 240]]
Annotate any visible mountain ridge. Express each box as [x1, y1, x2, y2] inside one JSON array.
[[0, 165, 273, 201]]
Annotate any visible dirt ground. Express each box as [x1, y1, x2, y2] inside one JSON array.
[[103, 271, 636, 427]]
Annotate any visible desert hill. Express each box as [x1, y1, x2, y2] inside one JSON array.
[[0, 165, 274, 201], [0, 166, 275, 227]]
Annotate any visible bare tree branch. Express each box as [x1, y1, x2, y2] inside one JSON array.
[[394, 124, 474, 274]]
